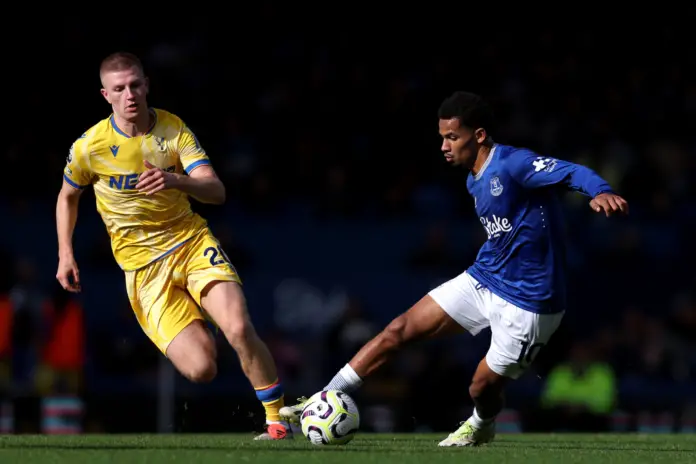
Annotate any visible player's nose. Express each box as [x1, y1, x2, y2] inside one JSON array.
[[441, 140, 450, 152]]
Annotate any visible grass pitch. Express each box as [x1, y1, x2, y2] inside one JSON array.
[[0, 433, 693, 463]]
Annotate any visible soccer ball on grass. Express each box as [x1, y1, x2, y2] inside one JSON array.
[[300, 390, 360, 445]]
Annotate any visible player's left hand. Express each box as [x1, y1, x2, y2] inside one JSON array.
[[136, 160, 178, 195], [590, 192, 629, 217]]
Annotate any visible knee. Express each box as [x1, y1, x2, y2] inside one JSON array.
[[380, 314, 409, 349], [223, 319, 257, 351], [184, 357, 217, 383]]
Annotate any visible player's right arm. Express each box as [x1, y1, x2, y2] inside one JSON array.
[[56, 138, 93, 293]]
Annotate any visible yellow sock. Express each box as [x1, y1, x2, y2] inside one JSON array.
[[262, 396, 285, 423], [254, 379, 285, 423]]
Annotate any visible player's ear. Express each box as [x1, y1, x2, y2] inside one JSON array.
[[474, 128, 487, 144], [100, 88, 111, 104]]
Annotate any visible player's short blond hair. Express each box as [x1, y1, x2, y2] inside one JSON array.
[[100, 52, 145, 81]]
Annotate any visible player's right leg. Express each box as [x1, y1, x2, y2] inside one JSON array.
[[125, 254, 217, 383], [280, 271, 490, 425]]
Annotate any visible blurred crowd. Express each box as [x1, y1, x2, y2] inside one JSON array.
[[0, 19, 694, 432]]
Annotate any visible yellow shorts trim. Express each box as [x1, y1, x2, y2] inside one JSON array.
[[124, 229, 241, 355]]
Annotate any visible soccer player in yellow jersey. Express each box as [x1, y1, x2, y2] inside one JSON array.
[[55, 52, 290, 440]]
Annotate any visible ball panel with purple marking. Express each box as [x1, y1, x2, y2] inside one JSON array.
[[299, 389, 360, 446]]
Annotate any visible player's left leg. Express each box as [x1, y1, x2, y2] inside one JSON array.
[[439, 293, 564, 447], [199, 281, 289, 438], [184, 231, 289, 440], [438, 357, 505, 447]]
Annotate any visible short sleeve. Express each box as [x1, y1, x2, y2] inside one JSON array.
[[176, 124, 210, 174], [63, 136, 93, 189]]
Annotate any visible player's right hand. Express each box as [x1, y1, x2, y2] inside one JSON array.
[[56, 256, 81, 293]]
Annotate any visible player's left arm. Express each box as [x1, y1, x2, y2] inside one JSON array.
[[506, 151, 629, 217], [136, 123, 226, 204], [172, 163, 226, 205]]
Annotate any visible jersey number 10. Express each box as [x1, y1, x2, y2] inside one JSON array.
[[517, 341, 545, 366]]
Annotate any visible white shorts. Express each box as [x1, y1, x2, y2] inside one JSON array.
[[428, 272, 564, 379]]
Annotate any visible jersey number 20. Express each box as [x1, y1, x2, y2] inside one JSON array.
[[204, 245, 231, 267]]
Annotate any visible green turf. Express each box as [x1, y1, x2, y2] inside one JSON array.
[[0, 433, 694, 463]]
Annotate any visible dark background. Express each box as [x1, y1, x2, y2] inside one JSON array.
[[1, 14, 694, 435]]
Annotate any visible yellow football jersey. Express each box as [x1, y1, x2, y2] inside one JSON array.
[[63, 108, 211, 271]]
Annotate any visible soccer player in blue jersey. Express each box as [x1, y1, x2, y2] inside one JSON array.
[[280, 91, 628, 446]]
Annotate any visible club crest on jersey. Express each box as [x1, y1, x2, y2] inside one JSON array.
[[490, 176, 504, 196], [154, 136, 166, 152]]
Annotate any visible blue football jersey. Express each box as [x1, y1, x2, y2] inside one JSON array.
[[466, 144, 614, 314]]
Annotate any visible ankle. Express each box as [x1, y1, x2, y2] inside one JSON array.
[[469, 407, 496, 428]]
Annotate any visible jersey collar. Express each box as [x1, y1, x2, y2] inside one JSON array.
[[473, 143, 498, 181], [110, 108, 157, 138]]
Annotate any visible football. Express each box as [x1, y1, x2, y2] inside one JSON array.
[[300, 390, 360, 445]]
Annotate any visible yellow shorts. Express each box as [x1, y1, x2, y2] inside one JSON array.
[[124, 229, 241, 355]]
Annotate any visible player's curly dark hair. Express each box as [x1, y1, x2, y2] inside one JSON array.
[[438, 91, 496, 135]]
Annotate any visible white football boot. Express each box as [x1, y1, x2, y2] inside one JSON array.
[[278, 396, 309, 426], [438, 419, 496, 447]]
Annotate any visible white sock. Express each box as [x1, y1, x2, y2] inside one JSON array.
[[324, 364, 363, 393], [469, 407, 495, 428], [267, 419, 289, 425]]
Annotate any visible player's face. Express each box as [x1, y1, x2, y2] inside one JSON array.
[[100, 67, 149, 122], [439, 118, 486, 168]]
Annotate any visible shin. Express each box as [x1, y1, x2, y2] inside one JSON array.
[[469, 358, 508, 425]]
